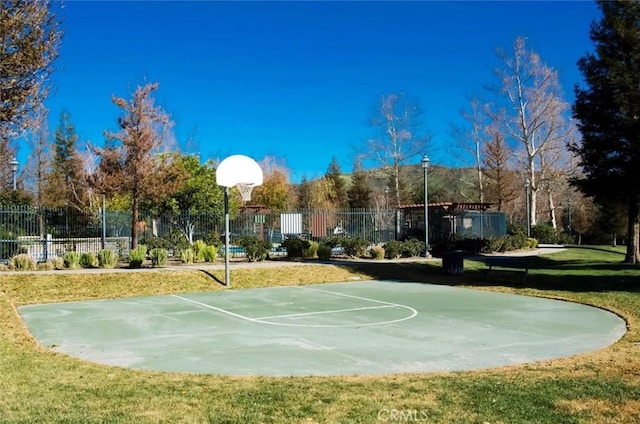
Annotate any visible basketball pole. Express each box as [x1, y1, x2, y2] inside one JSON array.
[[224, 186, 231, 287]]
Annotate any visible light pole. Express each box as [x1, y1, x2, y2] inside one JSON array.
[[9, 157, 18, 190], [421, 154, 430, 257], [384, 186, 389, 209], [525, 178, 531, 237], [567, 197, 572, 237]]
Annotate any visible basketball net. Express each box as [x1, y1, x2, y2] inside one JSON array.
[[237, 183, 254, 202]]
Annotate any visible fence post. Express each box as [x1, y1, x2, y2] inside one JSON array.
[[101, 194, 106, 250]]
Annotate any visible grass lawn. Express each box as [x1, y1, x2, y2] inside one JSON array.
[[1, 246, 639, 423]]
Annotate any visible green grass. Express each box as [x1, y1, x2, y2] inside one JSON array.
[[1, 247, 640, 423]]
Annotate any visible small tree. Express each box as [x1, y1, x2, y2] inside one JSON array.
[[91, 83, 182, 248], [347, 158, 371, 209]]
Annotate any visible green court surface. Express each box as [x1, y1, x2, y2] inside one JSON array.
[[19, 281, 626, 376]]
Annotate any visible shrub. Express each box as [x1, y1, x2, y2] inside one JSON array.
[[128, 244, 147, 268], [192, 240, 207, 262], [383, 240, 403, 259], [38, 261, 55, 271], [369, 245, 385, 260], [180, 248, 195, 264], [556, 232, 574, 246], [402, 238, 425, 257], [317, 243, 332, 261], [115, 238, 128, 262], [10, 254, 36, 271], [236, 236, 271, 262], [203, 231, 222, 248], [63, 251, 81, 269], [141, 236, 167, 250], [202, 244, 219, 263], [150, 248, 168, 267], [489, 233, 528, 252], [340, 237, 369, 257], [305, 241, 319, 258], [49, 256, 65, 270], [97, 249, 118, 269], [282, 237, 310, 258], [80, 252, 98, 268], [507, 223, 528, 236], [320, 235, 342, 249], [531, 224, 557, 244], [162, 230, 189, 257]]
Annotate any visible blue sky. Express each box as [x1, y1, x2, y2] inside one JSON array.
[[40, 0, 600, 183]]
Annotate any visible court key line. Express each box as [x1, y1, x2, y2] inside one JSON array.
[[256, 304, 396, 320], [171, 286, 418, 328]]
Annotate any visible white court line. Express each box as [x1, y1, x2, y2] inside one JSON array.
[[296, 285, 408, 308], [256, 304, 396, 320], [171, 294, 257, 322], [172, 285, 418, 328]]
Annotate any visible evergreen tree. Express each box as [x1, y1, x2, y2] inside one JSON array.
[[296, 176, 312, 209], [44, 111, 88, 210], [571, 0, 640, 263], [347, 159, 371, 209], [324, 157, 348, 208]]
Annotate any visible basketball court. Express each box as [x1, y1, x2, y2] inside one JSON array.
[[19, 280, 626, 376]]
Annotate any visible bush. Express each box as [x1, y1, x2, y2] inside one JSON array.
[[162, 230, 189, 257], [49, 256, 65, 270], [202, 244, 219, 263], [236, 236, 271, 262], [203, 231, 222, 248], [150, 248, 168, 267], [489, 233, 528, 252], [507, 223, 528, 236], [9, 254, 36, 271], [63, 251, 81, 269], [305, 241, 319, 258], [320, 235, 342, 249], [115, 239, 127, 262], [140, 236, 166, 250], [129, 245, 147, 268], [369, 245, 385, 260], [38, 261, 55, 271], [383, 240, 403, 259], [317, 243, 332, 261], [80, 252, 98, 268], [556, 232, 574, 246], [97, 249, 118, 269], [192, 240, 207, 262], [282, 237, 310, 258], [340, 237, 369, 257], [180, 248, 195, 264], [531, 224, 557, 244], [402, 238, 425, 257]]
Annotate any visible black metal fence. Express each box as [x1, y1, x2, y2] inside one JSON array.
[[0, 205, 506, 262]]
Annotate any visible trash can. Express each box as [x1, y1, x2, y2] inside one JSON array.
[[442, 250, 464, 275]]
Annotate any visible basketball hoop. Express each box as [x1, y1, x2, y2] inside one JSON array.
[[216, 154, 264, 288], [237, 183, 254, 202]]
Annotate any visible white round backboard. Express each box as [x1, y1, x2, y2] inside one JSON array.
[[216, 155, 264, 188]]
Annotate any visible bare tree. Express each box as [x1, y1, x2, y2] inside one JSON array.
[[363, 93, 429, 207], [0, 0, 61, 179], [23, 107, 51, 207], [91, 83, 180, 248], [492, 37, 574, 227], [449, 98, 489, 203]]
